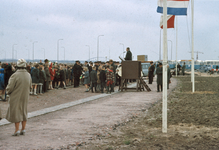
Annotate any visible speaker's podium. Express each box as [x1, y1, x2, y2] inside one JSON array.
[[121, 60, 151, 92]]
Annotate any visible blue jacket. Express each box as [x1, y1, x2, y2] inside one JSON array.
[[0, 68, 5, 90]]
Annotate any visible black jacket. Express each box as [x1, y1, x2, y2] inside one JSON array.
[[73, 64, 82, 76], [4, 65, 14, 87], [39, 70, 46, 83], [99, 70, 106, 82], [125, 50, 132, 60], [149, 65, 155, 75]]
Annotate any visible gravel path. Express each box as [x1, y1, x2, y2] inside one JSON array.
[[0, 79, 177, 149]]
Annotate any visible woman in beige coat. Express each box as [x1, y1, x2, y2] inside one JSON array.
[[6, 59, 32, 136]]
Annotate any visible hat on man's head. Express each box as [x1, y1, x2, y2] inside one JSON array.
[[17, 59, 27, 67]]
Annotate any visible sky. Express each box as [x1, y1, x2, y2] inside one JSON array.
[[0, 0, 219, 62]]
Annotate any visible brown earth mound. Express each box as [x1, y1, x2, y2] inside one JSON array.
[[81, 76, 219, 150]]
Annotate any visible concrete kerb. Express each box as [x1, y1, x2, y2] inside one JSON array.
[[0, 83, 139, 126]]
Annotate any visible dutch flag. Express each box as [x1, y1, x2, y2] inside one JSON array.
[[157, 0, 190, 16]]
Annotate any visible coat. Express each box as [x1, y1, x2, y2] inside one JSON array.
[[31, 68, 39, 83], [125, 50, 132, 60], [156, 67, 163, 85], [49, 68, 55, 81], [90, 70, 97, 83], [83, 71, 90, 84], [0, 68, 4, 90], [39, 70, 46, 84], [6, 69, 32, 123], [182, 64, 186, 73], [99, 70, 106, 83], [4, 64, 14, 88], [44, 66, 51, 82], [167, 67, 171, 83]]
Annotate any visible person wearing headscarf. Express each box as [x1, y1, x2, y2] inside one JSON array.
[[5, 59, 32, 136]]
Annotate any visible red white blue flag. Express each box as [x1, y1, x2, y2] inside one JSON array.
[[157, 0, 190, 16]]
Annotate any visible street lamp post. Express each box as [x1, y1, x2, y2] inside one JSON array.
[[32, 41, 38, 62], [12, 44, 17, 63], [57, 39, 63, 62], [26, 49, 29, 61], [168, 40, 172, 60], [119, 43, 124, 58], [85, 45, 90, 61], [42, 48, 45, 60], [61, 46, 65, 62], [97, 35, 104, 61], [14, 50, 17, 61]]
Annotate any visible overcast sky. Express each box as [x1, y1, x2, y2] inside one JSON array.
[[0, 0, 218, 62]]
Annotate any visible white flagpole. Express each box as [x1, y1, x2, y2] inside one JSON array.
[[162, 0, 168, 133], [191, 0, 195, 92], [175, 16, 178, 77]]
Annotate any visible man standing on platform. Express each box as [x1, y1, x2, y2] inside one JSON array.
[[124, 47, 132, 60], [148, 61, 155, 84]]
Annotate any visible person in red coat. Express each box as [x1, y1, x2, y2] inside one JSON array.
[[49, 63, 55, 90]]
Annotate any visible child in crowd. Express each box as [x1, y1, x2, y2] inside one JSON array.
[[90, 66, 97, 93], [39, 67, 45, 94], [83, 67, 90, 92], [106, 66, 114, 94], [31, 64, 40, 95], [56, 65, 66, 89], [99, 66, 106, 93]]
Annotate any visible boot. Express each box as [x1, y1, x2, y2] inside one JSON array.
[[34, 89, 37, 96], [63, 84, 66, 89], [157, 84, 160, 92], [106, 86, 109, 94], [56, 85, 60, 89]]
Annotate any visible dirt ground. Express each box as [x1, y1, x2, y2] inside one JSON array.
[[83, 76, 219, 150], [0, 78, 177, 150]]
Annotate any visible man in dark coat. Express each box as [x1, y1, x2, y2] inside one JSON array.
[[90, 66, 97, 92], [73, 61, 82, 88], [44, 63, 51, 92], [156, 63, 163, 92], [148, 61, 155, 84], [182, 62, 186, 76], [124, 47, 132, 60], [99, 66, 106, 93]]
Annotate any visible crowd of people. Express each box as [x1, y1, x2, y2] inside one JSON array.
[[0, 59, 123, 100], [0, 47, 135, 136]]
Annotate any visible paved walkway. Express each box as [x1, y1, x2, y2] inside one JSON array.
[[0, 79, 177, 149]]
